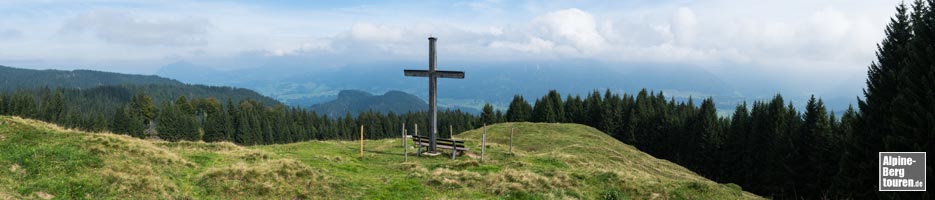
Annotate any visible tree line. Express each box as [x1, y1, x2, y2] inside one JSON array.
[[489, 88, 854, 198], [0, 86, 482, 145]]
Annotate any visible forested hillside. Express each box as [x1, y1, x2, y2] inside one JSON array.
[[0, 65, 280, 106], [0, 89, 480, 145], [0, 66, 179, 92]]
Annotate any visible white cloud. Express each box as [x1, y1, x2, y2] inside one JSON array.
[[0, 28, 22, 40], [533, 8, 605, 52], [489, 36, 555, 53], [0, 0, 902, 83], [60, 10, 212, 46], [671, 7, 697, 46], [348, 23, 404, 43]]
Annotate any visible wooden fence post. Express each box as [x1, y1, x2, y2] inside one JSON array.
[[401, 123, 406, 147], [510, 127, 514, 154], [481, 123, 486, 162], [450, 125, 456, 160], [403, 129, 408, 162], [359, 125, 364, 159], [416, 123, 421, 157]]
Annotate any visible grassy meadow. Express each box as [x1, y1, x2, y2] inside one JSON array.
[[0, 115, 762, 199]]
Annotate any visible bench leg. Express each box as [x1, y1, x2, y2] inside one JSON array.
[[417, 144, 422, 157], [451, 147, 457, 160]]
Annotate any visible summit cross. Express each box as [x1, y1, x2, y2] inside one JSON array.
[[403, 37, 465, 154]]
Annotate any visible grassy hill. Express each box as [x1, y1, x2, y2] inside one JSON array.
[[0, 115, 762, 199]]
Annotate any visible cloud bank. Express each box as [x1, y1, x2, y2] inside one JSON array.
[[0, 0, 901, 85]]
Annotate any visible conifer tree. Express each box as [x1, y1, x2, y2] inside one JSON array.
[[564, 95, 585, 124], [111, 105, 132, 135], [506, 95, 533, 122], [130, 93, 157, 124], [724, 102, 752, 186], [584, 90, 603, 128], [480, 103, 495, 124], [693, 98, 720, 177], [157, 102, 180, 141], [795, 95, 834, 198], [840, 2, 914, 198]]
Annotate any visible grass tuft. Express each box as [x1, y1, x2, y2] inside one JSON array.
[[198, 159, 333, 198]]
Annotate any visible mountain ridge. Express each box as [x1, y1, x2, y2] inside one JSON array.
[[0, 65, 281, 106]]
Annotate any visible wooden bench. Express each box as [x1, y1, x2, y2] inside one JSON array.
[[411, 135, 469, 159]]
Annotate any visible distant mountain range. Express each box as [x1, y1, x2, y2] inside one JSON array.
[[0, 65, 280, 105], [155, 61, 749, 112], [310, 90, 478, 117]]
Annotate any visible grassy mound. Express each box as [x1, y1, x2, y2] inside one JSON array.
[[0, 116, 762, 199]]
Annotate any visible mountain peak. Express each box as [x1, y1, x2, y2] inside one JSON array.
[[312, 90, 427, 117], [336, 90, 374, 100]]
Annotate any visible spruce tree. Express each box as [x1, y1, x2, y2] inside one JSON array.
[[505, 95, 532, 122], [841, 2, 913, 198], [130, 93, 157, 124], [480, 103, 495, 124], [584, 90, 604, 129], [724, 102, 752, 186], [202, 98, 228, 142], [694, 98, 720, 178], [157, 102, 180, 141], [796, 95, 834, 198], [546, 90, 565, 122], [111, 105, 132, 135]]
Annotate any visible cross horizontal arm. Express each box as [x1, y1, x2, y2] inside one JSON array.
[[403, 70, 466, 79], [435, 70, 465, 79], [404, 70, 430, 77]]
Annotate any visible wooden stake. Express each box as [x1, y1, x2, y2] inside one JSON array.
[[481, 124, 487, 161], [510, 127, 514, 154], [359, 125, 364, 159], [416, 123, 421, 156], [450, 125, 456, 160], [401, 123, 406, 147], [403, 129, 408, 162]]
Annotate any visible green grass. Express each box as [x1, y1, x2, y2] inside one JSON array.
[[0, 116, 763, 199]]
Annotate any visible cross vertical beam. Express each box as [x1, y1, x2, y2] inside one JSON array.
[[428, 37, 438, 153], [403, 37, 465, 154]]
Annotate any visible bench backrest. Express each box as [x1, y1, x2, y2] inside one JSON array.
[[411, 135, 465, 147]]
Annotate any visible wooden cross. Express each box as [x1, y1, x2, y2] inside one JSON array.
[[403, 37, 465, 154]]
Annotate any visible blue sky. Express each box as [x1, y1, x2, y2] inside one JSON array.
[[0, 0, 902, 89]]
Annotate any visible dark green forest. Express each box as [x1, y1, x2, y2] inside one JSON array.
[[0, 0, 931, 199], [0, 86, 481, 144]]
